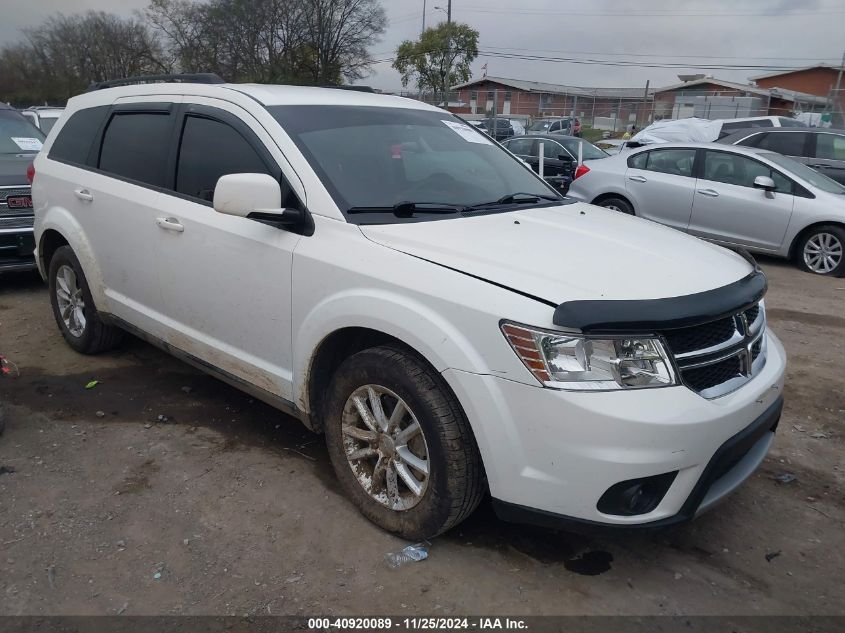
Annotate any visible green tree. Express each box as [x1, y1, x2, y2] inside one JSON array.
[[392, 22, 479, 96]]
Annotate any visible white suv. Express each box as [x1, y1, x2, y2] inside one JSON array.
[[32, 76, 787, 538]]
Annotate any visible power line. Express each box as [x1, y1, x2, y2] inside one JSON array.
[[369, 47, 836, 72], [481, 45, 842, 63], [454, 6, 845, 17]]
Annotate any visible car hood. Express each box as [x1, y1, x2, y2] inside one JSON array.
[[360, 202, 753, 304], [0, 153, 35, 186]]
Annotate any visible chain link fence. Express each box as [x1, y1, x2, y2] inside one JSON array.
[[400, 86, 841, 139]]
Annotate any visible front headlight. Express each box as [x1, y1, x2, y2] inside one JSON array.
[[501, 322, 677, 390]]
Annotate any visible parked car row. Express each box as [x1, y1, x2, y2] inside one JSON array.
[[567, 142, 845, 275], [1, 103, 44, 272], [29, 75, 786, 538]]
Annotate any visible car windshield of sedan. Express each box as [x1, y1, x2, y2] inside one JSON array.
[[268, 105, 561, 222], [0, 110, 45, 154], [763, 152, 845, 194]]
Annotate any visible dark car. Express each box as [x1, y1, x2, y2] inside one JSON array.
[[1, 104, 44, 272], [501, 134, 608, 193], [718, 127, 845, 185], [480, 118, 514, 141]]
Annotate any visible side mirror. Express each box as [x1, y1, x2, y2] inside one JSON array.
[[753, 175, 776, 192], [214, 173, 306, 229], [214, 173, 282, 217]]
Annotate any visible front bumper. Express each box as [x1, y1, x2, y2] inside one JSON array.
[[0, 228, 36, 273], [442, 330, 786, 527]]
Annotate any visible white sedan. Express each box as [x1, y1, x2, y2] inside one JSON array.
[[567, 142, 845, 276]]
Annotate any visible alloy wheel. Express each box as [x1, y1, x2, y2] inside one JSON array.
[[803, 232, 843, 274], [341, 384, 430, 511], [55, 264, 86, 337]]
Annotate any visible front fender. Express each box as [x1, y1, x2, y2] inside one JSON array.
[[293, 287, 494, 405]]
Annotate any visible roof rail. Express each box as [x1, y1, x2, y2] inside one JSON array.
[[86, 73, 226, 92], [320, 85, 376, 93]]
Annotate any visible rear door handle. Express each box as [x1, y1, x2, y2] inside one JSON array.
[[74, 188, 94, 202], [155, 217, 185, 233], [808, 164, 830, 168], [697, 189, 719, 197], [628, 175, 647, 183]]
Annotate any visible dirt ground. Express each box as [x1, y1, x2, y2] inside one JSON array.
[[0, 257, 843, 617]]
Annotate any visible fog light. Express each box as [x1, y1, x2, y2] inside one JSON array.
[[597, 471, 678, 516]]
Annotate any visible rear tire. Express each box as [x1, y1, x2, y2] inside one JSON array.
[[324, 346, 484, 539], [597, 196, 635, 215], [48, 246, 123, 354], [795, 225, 845, 276]]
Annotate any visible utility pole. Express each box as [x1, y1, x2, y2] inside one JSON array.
[[641, 80, 650, 128], [447, 0, 452, 24], [830, 48, 845, 120], [422, 0, 426, 34]]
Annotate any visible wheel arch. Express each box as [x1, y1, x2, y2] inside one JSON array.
[[788, 220, 845, 260], [591, 191, 635, 212], [37, 211, 107, 309], [304, 327, 448, 433]]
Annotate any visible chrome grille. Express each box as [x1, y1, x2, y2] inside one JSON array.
[[0, 185, 33, 215], [0, 215, 34, 229], [660, 301, 767, 399]]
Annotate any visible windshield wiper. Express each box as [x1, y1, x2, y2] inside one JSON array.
[[347, 201, 465, 217], [468, 192, 561, 209]]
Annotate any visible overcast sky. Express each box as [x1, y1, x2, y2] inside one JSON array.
[[2, 0, 842, 91]]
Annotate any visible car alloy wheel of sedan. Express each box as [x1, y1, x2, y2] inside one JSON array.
[[803, 232, 843, 274], [341, 384, 430, 511]]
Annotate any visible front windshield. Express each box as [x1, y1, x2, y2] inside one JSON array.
[[40, 117, 59, 135], [557, 138, 608, 160], [268, 105, 558, 221], [529, 120, 554, 132], [778, 117, 807, 128], [762, 152, 845, 194], [0, 110, 45, 154]]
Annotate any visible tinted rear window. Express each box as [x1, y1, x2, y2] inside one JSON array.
[[755, 132, 807, 157], [99, 112, 173, 187], [48, 106, 108, 165]]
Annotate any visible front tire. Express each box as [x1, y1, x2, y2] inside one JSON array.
[[324, 346, 484, 539], [795, 225, 845, 276], [597, 196, 635, 215], [48, 246, 123, 353]]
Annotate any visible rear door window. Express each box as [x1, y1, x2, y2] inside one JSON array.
[[99, 112, 173, 187], [755, 132, 808, 157], [644, 148, 696, 177], [175, 114, 273, 203], [505, 138, 534, 156], [816, 134, 845, 161]]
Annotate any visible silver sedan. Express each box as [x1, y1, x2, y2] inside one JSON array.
[[567, 142, 845, 276]]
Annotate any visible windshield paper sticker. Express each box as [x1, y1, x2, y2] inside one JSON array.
[[441, 120, 493, 145], [11, 137, 43, 151]]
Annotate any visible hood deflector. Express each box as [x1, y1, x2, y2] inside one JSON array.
[[553, 270, 767, 333]]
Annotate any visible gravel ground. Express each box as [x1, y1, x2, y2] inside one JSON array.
[[0, 257, 843, 617]]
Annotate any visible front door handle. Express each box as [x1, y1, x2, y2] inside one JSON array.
[[808, 164, 830, 169], [74, 188, 94, 202], [155, 217, 185, 233], [697, 189, 719, 197], [628, 175, 647, 183]]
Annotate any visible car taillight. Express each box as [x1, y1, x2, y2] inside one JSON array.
[[574, 164, 590, 180], [26, 162, 35, 184]]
